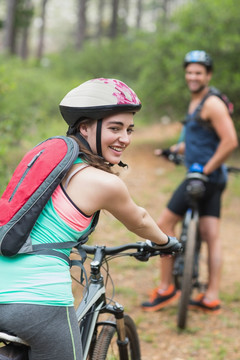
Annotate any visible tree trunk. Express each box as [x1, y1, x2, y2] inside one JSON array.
[[136, 0, 142, 29], [96, 0, 105, 42], [109, 0, 119, 38], [76, 0, 88, 50], [161, 0, 170, 26], [121, 0, 129, 34], [4, 0, 18, 54], [20, 25, 29, 59], [36, 0, 48, 59], [20, 0, 33, 60]]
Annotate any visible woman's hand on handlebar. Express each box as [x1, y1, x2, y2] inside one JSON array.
[[145, 236, 182, 255]]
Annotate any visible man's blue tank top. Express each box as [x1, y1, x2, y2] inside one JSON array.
[[184, 110, 227, 184]]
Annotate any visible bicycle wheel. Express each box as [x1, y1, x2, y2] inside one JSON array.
[[177, 215, 198, 329], [91, 314, 141, 360], [173, 253, 184, 290]]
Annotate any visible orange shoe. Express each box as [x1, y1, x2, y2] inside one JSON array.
[[189, 293, 221, 314], [141, 284, 180, 312]]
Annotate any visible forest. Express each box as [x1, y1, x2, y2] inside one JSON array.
[[0, 0, 240, 188]]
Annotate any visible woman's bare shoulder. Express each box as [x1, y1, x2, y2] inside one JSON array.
[[68, 166, 127, 215]]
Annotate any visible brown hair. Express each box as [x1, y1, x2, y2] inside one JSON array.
[[68, 134, 114, 174]]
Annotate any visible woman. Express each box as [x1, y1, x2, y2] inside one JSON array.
[[0, 78, 180, 360]]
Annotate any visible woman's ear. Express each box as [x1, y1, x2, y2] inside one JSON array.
[[79, 123, 88, 137]]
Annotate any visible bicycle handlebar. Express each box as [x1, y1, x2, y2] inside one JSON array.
[[226, 166, 240, 173], [186, 172, 209, 182], [82, 242, 159, 255], [82, 242, 145, 255], [159, 148, 240, 174], [81, 241, 178, 263], [160, 149, 184, 165]]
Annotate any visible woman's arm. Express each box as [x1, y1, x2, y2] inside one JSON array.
[[66, 166, 169, 245], [100, 175, 168, 245]]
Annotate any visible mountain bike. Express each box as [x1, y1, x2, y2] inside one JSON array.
[[160, 149, 240, 329], [172, 171, 208, 329], [174, 165, 240, 329], [0, 241, 181, 360]]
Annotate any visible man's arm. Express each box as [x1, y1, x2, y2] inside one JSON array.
[[201, 96, 238, 175]]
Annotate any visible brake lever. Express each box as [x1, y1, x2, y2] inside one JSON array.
[[133, 252, 151, 262], [133, 248, 163, 262]]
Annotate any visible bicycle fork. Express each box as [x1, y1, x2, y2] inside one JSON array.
[[106, 302, 130, 360]]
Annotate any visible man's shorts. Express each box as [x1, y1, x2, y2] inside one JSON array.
[[167, 179, 226, 218]]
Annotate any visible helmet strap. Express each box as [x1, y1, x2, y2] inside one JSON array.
[[118, 161, 128, 168], [73, 121, 128, 168], [74, 132, 93, 153], [96, 119, 103, 157], [96, 119, 129, 168]]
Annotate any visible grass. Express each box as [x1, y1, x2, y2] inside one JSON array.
[[221, 282, 240, 304]]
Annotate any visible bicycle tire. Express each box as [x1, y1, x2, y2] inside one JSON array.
[[177, 216, 198, 329], [91, 314, 141, 360]]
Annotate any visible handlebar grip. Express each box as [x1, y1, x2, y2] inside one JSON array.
[[145, 238, 183, 255]]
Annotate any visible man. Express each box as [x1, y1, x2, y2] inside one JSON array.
[[142, 50, 238, 313]]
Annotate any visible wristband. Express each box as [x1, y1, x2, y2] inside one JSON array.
[[189, 163, 204, 173]]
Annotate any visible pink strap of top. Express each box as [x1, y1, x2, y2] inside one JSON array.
[[52, 163, 93, 231]]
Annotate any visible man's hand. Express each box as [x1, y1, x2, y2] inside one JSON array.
[[154, 148, 172, 157], [154, 149, 163, 156]]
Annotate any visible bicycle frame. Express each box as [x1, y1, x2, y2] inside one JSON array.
[[77, 281, 106, 359], [175, 207, 202, 283], [173, 173, 207, 329], [159, 151, 240, 329], [76, 244, 136, 360]]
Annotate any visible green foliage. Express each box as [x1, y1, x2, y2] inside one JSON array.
[[172, 0, 240, 120], [0, 55, 69, 190], [16, 0, 34, 29], [49, 33, 151, 101], [139, 0, 240, 127], [137, 29, 188, 120]]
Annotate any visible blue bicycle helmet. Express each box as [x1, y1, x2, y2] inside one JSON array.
[[183, 50, 213, 71]]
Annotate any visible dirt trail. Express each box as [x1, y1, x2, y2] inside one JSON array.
[[72, 123, 240, 360]]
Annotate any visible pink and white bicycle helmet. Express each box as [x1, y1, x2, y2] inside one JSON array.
[[59, 78, 141, 127], [59, 78, 141, 162]]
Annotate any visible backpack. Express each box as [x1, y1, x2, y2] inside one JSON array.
[[182, 86, 234, 130], [0, 136, 99, 264], [195, 86, 234, 119]]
